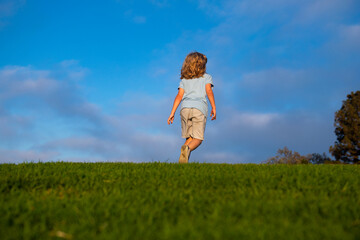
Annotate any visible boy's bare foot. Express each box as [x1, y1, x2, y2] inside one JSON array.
[[179, 145, 190, 163]]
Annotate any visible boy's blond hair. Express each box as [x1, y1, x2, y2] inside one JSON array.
[[180, 52, 207, 79]]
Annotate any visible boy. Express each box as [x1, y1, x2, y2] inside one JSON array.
[[167, 52, 216, 163]]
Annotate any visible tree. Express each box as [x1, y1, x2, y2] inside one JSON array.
[[262, 147, 311, 164], [329, 91, 360, 164], [308, 153, 332, 164]]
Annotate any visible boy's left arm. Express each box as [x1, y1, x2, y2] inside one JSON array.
[[167, 88, 184, 125], [206, 83, 216, 120]]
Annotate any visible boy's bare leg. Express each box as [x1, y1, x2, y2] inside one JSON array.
[[179, 137, 202, 163], [187, 138, 202, 151], [185, 137, 193, 146], [180, 137, 192, 162]]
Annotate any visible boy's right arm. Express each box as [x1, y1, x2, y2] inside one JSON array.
[[167, 88, 184, 125], [205, 83, 216, 120]]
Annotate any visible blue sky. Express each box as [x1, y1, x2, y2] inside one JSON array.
[[0, 0, 359, 163]]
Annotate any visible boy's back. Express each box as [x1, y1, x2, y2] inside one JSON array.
[[179, 73, 213, 117]]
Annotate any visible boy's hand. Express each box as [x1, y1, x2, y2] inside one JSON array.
[[167, 114, 175, 125], [210, 108, 216, 120]]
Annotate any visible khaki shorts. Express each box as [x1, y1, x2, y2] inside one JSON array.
[[180, 108, 206, 140]]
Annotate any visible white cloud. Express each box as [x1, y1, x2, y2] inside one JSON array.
[[0, 62, 186, 163], [0, 113, 32, 144], [0, 0, 25, 17], [235, 67, 324, 112], [200, 151, 249, 163], [200, 108, 335, 163], [132, 15, 146, 24], [338, 24, 360, 50], [230, 112, 281, 128], [196, 0, 357, 25], [292, 0, 354, 25], [0, 149, 59, 164], [0, 0, 25, 28], [241, 68, 307, 89], [0, 61, 340, 163], [150, 0, 169, 8], [124, 9, 147, 24], [318, 23, 360, 70], [39, 137, 121, 155]]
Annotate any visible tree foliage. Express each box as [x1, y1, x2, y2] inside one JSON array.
[[308, 153, 332, 164], [262, 147, 311, 164], [263, 148, 335, 164], [329, 91, 360, 163]]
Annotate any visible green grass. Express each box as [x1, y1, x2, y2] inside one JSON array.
[[0, 162, 359, 240]]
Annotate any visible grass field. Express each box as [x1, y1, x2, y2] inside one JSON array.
[[0, 162, 359, 240]]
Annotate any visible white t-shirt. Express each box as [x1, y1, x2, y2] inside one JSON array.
[[178, 73, 214, 117]]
